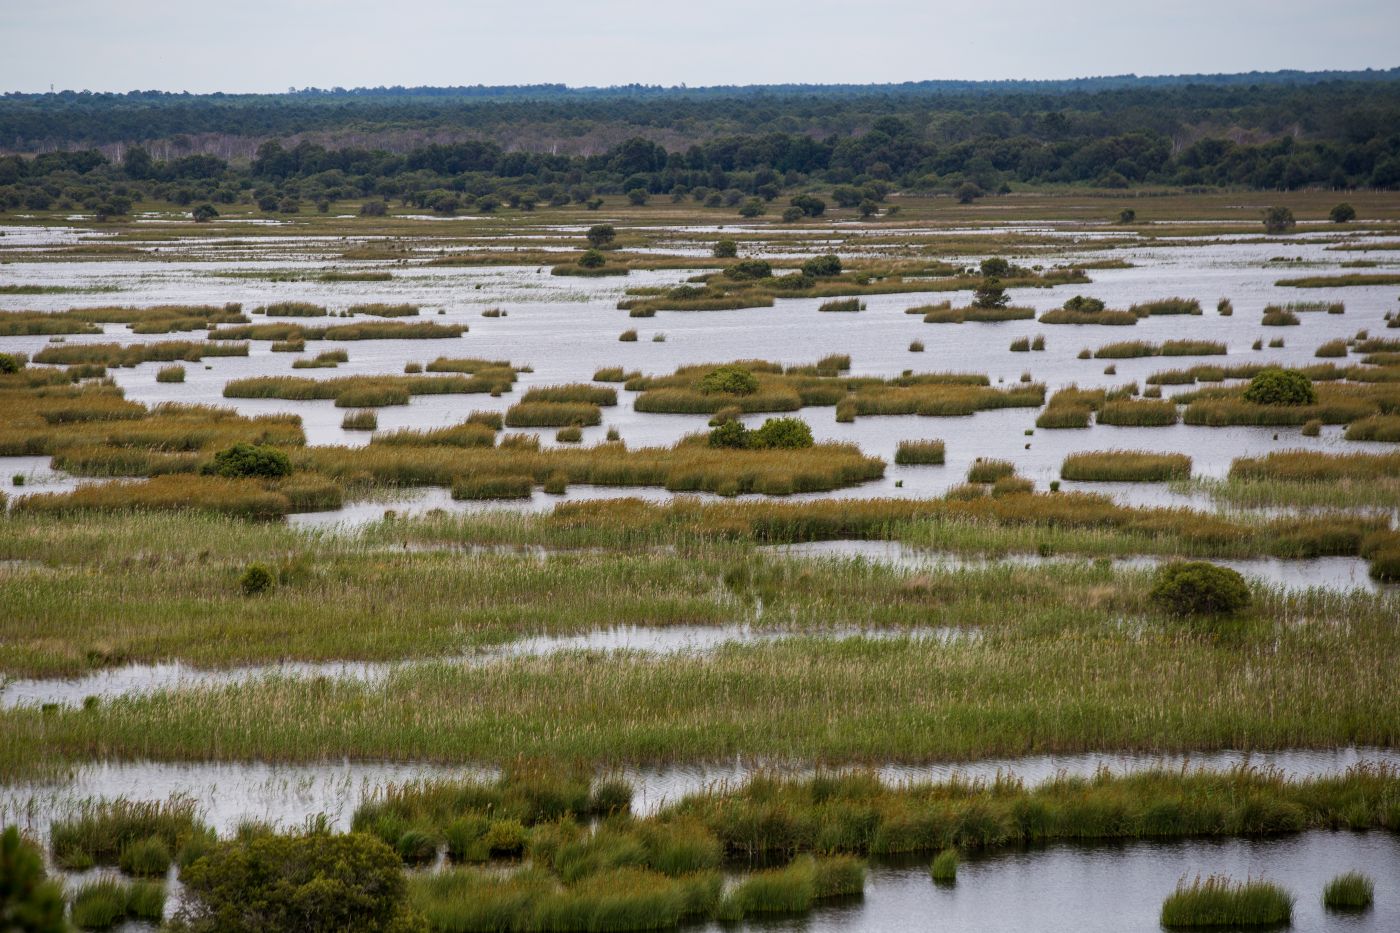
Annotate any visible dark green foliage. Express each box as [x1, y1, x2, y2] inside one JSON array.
[[724, 259, 772, 281], [0, 827, 66, 933], [177, 831, 423, 933], [1263, 206, 1297, 233], [712, 239, 737, 258], [118, 835, 172, 876], [752, 417, 814, 449], [1329, 202, 1356, 223], [585, 224, 615, 248], [1242, 368, 1317, 406], [698, 365, 759, 395], [708, 421, 749, 449], [205, 442, 292, 479], [240, 563, 274, 596], [577, 249, 606, 269], [0, 353, 25, 374], [801, 254, 842, 277], [1149, 562, 1251, 617], [972, 278, 1009, 309]]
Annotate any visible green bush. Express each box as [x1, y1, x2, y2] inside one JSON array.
[[752, 417, 814, 450], [578, 249, 606, 269], [1329, 203, 1356, 224], [206, 442, 293, 479], [1242, 368, 1317, 406], [698, 365, 759, 396], [801, 254, 842, 277], [240, 563, 274, 596], [0, 352, 27, 374], [1149, 562, 1251, 618], [0, 827, 66, 933], [712, 239, 737, 259], [724, 259, 772, 281], [177, 831, 422, 933], [708, 421, 749, 449]]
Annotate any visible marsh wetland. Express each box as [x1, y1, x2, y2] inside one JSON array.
[[3, 187, 1399, 931]]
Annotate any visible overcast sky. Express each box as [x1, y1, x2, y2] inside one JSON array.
[[2, 0, 1398, 93]]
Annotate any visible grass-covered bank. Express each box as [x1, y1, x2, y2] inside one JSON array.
[[0, 584, 1395, 778]]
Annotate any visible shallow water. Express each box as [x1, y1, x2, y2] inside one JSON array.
[[4, 748, 1395, 841], [0, 624, 970, 709], [767, 540, 1389, 593], [702, 831, 1400, 933], [3, 229, 1397, 511]]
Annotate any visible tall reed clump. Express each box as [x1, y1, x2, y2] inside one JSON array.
[[1130, 297, 1202, 317], [522, 384, 618, 406], [818, 298, 864, 312], [341, 410, 378, 431], [155, 365, 185, 383], [259, 301, 328, 317], [14, 475, 293, 521], [1096, 399, 1180, 427], [504, 402, 603, 427], [452, 474, 533, 500], [348, 303, 419, 317], [1322, 872, 1374, 911], [922, 305, 1035, 323], [1160, 876, 1292, 929], [372, 422, 498, 448], [1262, 309, 1300, 326], [34, 340, 249, 367], [70, 877, 166, 929], [967, 459, 1015, 484], [930, 848, 958, 883], [1315, 339, 1348, 358], [619, 329, 638, 342], [1061, 451, 1191, 482], [894, 440, 946, 465], [50, 797, 211, 870], [291, 350, 350, 369]]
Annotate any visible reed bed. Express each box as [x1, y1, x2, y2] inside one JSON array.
[[1323, 872, 1374, 911], [50, 797, 209, 870], [1160, 876, 1292, 929], [1315, 339, 1348, 358], [1038, 308, 1139, 325], [1261, 309, 1300, 326], [1062, 451, 1191, 482], [817, 298, 864, 312], [1096, 399, 1180, 427], [349, 303, 420, 317], [303, 439, 884, 497], [1342, 414, 1400, 441], [592, 367, 638, 382], [13, 475, 295, 520], [1129, 298, 1202, 316], [224, 374, 504, 407], [967, 459, 1015, 484], [70, 878, 165, 929], [1275, 273, 1400, 288], [0, 304, 246, 336], [291, 350, 350, 369], [259, 301, 328, 317], [33, 340, 249, 367], [155, 364, 185, 383], [521, 384, 618, 406], [372, 422, 498, 448], [209, 321, 465, 341], [894, 440, 946, 465], [504, 402, 603, 427], [921, 305, 1035, 323]]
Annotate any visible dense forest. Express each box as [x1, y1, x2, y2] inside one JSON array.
[[2, 71, 1399, 215]]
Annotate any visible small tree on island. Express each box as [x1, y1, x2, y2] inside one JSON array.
[[586, 224, 616, 248], [1262, 206, 1296, 234], [972, 278, 1010, 309], [1329, 203, 1356, 224]]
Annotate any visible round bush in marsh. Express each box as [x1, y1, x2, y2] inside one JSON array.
[[723, 259, 772, 281], [752, 417, 814, 449], [1329, 202, 1356, 224], [801, 253, 842, 277], [206, 443, 292, 479], [698, 365, 759, 396], [240, 563, 274, 597], [1242, 368, 1316, 406], [708, 420, 749, 449], [712, 238, 738, 259], [578, 249, 606, 269], [1149, 562, 1251, 618], [0, 352, 27, 374]]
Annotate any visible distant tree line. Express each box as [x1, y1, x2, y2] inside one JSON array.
[[1, 74, 1399, 215]]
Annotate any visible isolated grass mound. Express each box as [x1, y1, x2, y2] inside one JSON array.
[[1061, 451, 1191, 482], [1323, 872, 1374, 911], [894, 440, 946, 465], [1160, 876, 1292, 928]]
